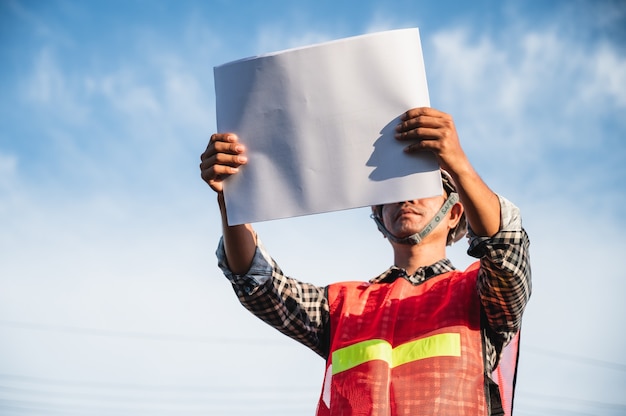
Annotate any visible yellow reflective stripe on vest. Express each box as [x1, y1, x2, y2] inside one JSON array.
[[332, 333, 461, 375]]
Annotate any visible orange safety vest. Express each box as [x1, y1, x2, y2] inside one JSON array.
[[316, 262, 519, 416]]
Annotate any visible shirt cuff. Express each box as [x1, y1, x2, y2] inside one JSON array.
[[467, 195, 523, 256], [496, 195, 522, 232], [216, 235, 274, 294]]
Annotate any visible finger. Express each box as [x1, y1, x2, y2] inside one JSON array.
[[200, 151, 248, 173], [204, 133, 232, 155], [402, 137, 441, 154], [201, 134, 244, 161], [202, 133, 238, 155], [209, 133, 238, 145], [212, 141, 247, 159], [200, 162, 240, 183], [396, 115, 437, 132], [401, 107, 428, 120], [395, 123, 446, 141], [401, 107, 445, 120], [395, 113, 453, 140], [200, 158, 245, 192]]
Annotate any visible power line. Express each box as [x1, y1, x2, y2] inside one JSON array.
[[514, 404, 596, 416], [0, 376, 319, 415], [0, 319, 284, 345], [515, 398, 625, 416], [524, 345, 626, 372], [518, 391, 626, 412], [0, 384, 312, 404], [0, 398, 314, 416], [0, 373, 318, 393]]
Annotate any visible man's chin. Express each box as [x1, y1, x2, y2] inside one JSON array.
[[391, 228, 420, 240]]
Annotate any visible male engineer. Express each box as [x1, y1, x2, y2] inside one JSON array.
[[200, 107, 531, 415]]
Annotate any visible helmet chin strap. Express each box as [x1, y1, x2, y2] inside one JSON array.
[[371, 193, 460, 245]]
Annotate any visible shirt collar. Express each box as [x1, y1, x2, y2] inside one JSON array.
[[370, 258, 456, 285]]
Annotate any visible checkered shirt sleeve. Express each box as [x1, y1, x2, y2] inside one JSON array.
[[468, 196, 532, 338], [216, 237, 330, 358]]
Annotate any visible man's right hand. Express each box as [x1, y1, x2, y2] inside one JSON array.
[[200, 133, 256, 274], [200, 133, 248, 193]]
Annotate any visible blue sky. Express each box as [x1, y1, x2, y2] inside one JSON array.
[[1, 0, 625, 414]]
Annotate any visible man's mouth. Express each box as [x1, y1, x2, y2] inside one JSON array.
[[395, 207, 423, 221]]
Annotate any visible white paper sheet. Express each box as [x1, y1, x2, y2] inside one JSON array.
[[214, 28, 442, 225]]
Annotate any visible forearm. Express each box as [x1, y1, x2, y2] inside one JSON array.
[[448, 162, 501, 238], [218, 193, 257, 275], [238, 270, 330, 358], [215, 236, 330, 358]]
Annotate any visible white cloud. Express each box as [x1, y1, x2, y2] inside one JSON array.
[[161, 65, 214, 132], [253, 24, 337, 56], [582, 41, 626, 108], [86, 70, 161, 116], [429, 23, 626, 145], [22, 48, 89, 123], [23, 48, 59, 104], [0, 152, 17, 188], [424, 19, 626, 223]]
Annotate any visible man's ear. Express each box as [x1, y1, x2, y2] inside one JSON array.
[[448, 202, 464, 229]]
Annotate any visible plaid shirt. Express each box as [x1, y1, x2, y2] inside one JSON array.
[[216, 195, 531, 373]]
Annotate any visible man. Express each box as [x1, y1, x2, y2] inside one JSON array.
[[200, 107, 531, 415]]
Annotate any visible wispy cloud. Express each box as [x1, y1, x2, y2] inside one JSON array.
[[0, 153, 17, 189], [22, 47, 90, 123], [425, 15, 626, 214]]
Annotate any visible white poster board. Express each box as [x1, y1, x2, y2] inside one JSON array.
[[214, 28, 442, 225]]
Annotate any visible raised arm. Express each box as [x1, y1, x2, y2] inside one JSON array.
[[200, 133, 256, 274], [395, 107, 500, 237], [396, 107, 531, 334]]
